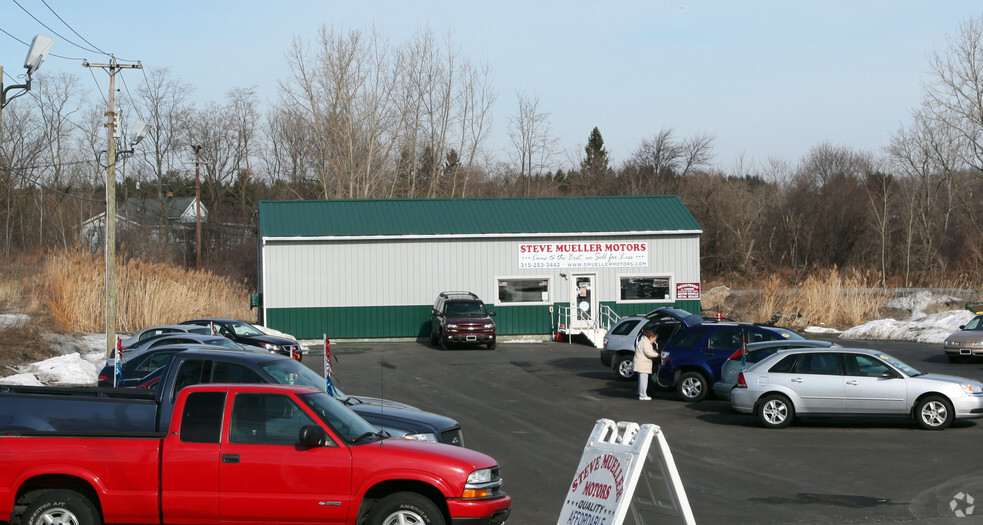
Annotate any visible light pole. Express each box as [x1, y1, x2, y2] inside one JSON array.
[[191, 144, 202, 269], [83, 57, 143, 359]]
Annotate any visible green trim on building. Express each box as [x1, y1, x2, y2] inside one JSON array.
[[266, 300, 703, 340], [259, 196, 701, 238]]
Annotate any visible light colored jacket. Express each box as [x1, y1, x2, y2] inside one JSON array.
[[633, 336, 660, 374]]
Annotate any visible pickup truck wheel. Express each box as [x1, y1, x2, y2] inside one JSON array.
[[487, 341, 496, 350], [23, 489, 102, 525], [367, 492, 445, 525]]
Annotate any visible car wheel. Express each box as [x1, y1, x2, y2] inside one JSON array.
[[429, 330, 438, 346], [757, 394, 794, 429], [612, 355, 636, 380], [439, 333, 449, 350], [947, 354, 964, 363], [487, 341, 496, 350], [916, 395, 954, 430], [676, 371, 709, 402]]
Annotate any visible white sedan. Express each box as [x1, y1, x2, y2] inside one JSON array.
[[731, 347, 983, 430]]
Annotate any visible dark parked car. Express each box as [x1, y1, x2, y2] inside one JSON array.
[[97, 343, 267, 387], [121, 333, 265, 355], [600, 307, 703, 380], [430, 291, 497, 349], [120, 324, 212, 349], [128, 348, 465, 445], [180, 318, 302, 360], [656, 321, 803, 402]]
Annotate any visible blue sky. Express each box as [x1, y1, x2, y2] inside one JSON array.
[[3, 1, 982, 171]]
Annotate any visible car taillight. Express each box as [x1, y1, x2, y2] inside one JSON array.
[[736, 372, 748, 389], [660, 352, 669, 365], [728, 349, 747, 360]]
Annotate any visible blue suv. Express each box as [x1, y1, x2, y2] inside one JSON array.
[[656, 322, 803, 402]]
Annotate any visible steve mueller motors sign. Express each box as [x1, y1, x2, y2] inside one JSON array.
[[518, 242, 649, 269]]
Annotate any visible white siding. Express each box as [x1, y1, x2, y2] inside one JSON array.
[[261, 233, 700, 309]]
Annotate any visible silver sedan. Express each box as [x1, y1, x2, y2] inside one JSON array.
[[731, 347, 983, 430]]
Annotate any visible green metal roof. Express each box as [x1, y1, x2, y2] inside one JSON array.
[[258, 196, 701, 238]]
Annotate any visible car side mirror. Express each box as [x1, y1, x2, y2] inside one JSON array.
[[881, 371, 899, 379], [299, 425, 327, 447], [489, 311, 496, 317], [960, 325, 966, 330]]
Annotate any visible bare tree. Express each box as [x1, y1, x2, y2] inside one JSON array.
[[624, 129, 715, 194], [506, 92, 559, 196], [134, 67, 196, 220]]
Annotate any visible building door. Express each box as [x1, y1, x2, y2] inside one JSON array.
[[571, 274, 597, 330]]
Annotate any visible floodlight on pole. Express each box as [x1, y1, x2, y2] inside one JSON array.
[[2, 34, 54, 109], [129, 120, 150, 146], [24, 35, 54, 75]]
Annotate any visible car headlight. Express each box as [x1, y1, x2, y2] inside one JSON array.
[[446, 323, 458, 329], [483, 323, 495, 329], [402, 432, 438, 442], [264, 343, 280, 353], [463, 467, 502, 499], [961, 383, 983, 395]]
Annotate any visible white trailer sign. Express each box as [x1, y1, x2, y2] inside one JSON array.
[[557, 419, 695, 525]]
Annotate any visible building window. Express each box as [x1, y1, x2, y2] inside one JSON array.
[[619, 276, 671, 302], [498, 278, 550, 303]]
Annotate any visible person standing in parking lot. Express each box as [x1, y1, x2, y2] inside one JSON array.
[[634, 327, 659, 400]]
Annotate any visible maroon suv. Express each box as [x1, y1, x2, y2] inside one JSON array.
[[430, 291, 497, 349]]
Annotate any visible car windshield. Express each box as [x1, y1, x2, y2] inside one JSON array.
[[965, 316, 983, 330], [878, 353, 922, 377], [446, 301, 487, 316], [297, 392, 380, 444], [205, 338, 242, 350], [226, 320, 265, 336], [261, 358, 328, 389], [257, 358, 351, 401]]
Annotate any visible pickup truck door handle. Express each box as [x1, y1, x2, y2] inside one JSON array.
[[791, 378, 805, 383], [222, 454, 240, 464]]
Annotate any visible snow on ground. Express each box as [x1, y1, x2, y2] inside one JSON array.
[[1, 291, 976, 386]]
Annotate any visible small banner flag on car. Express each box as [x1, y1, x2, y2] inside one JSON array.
[[210, 322, 219, 335], [323, 333, 339, 397], [740, 331, 748, 370], [113, 335, 124, 387]]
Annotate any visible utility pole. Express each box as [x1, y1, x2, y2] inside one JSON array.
[[192, 144, 202, 269], [83, 57, 142, 359]]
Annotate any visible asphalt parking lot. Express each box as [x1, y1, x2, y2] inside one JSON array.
[[303, 337, 983, 524]]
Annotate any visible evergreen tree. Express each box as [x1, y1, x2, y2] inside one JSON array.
[[581, 127, 609, 174]]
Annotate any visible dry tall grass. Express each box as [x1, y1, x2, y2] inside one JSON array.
[[38, 248, 253, 332], [741, 268, 893, 329]]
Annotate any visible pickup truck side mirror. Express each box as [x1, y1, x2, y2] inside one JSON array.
[[489, 311, 496, 317], [299, 425, 328, 447]]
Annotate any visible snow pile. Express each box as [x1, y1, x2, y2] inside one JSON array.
[[2, 351, 105, 386], [840, 291, 974, 343], [0, 313, 29, 329]]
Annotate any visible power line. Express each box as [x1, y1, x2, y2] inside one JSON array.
[[38, 0, 109, 57], [10, 0, 104, 56], [0, 25, 86, 62]]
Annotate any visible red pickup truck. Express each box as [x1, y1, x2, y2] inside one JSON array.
[[0, 383, 510, 525]]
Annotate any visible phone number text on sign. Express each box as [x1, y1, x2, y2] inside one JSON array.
[[518, 242, 649, 269]]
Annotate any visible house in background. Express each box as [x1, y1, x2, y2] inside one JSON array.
[[80, 195, 208, 250]]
